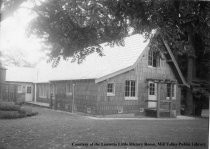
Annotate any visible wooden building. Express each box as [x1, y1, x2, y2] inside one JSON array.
[[40, 35, 189, 117], [6, 81, 34, 103], [0, 62, 17, 102], [5, 35, 189, 117], [6, 67, 36, 103]]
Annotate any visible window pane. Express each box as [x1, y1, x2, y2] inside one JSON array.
[[167, 84, 171, 97], [125, 81, 130, 97], [149, 83, 155, 95], [131, 81, 135, 97], [153, 56, 157, 67], [172, 84, 175, 97], [148, 50, 153, 66], [27, 87, 31, 93], [107, 83, 113, 93]]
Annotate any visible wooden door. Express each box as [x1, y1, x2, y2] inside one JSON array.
[[25, 85, 33, 102], [148, 82, 157, 108]]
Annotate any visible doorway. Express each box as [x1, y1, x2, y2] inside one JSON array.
[[148, 81, 157, 108]]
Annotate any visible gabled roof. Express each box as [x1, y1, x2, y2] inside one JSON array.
[[6, 35, 149, 83], [6, 34, 188, 87], [95, 35, 189, 87]]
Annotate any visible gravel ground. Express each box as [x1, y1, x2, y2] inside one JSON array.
[[0, 106, 208, 149]]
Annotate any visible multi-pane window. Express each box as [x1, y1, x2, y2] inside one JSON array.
[[27, 86, 31, 94], [125, 80, 136, 97], [167, 84, 175, 99], [148, 50, 160, 67], [107, 83, 114, 93], [149, 83, 155, 95], [17, 85, 22, 93]]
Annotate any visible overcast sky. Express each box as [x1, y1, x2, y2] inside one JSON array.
[[0, 1, 46, 67]]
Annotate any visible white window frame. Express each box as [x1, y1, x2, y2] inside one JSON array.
[[107, 83, 115, 96], [124, 80, 137, 100], [166, 84, 176, 100], [148, 82, 156, 95]]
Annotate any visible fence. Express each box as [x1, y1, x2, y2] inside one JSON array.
[[0, 83, 17, 102]]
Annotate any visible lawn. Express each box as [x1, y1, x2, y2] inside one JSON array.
[[0, 106, 208, 149]]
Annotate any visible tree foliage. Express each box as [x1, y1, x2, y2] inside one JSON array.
[[29, 0, 210, 73], [0, 0, 26, 21]]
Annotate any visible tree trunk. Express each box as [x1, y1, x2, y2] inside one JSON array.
[[185, 32, 195, 115]]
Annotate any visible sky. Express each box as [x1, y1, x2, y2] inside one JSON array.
[[0, 1, 150, 82], [0, 1, 46, 67]]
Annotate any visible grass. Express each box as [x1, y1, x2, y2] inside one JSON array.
[[0, 106, 208, 149]]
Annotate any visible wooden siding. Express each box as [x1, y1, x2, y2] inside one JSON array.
[[97, 70, 139, 114], [0, 83, 17, 102], [7, 82, 34, 102], [96, 46, 182, 116], [135, 47, 181, 115], [51, 79, 98, 114]]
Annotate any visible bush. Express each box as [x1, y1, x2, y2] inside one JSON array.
[[0, 109, 38, 119], [0, 102, 38, 119], [0, 102, 21, 111], [0, 110, 24, 119]]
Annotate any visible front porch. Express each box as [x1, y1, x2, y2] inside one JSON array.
[[144, 78, 179, 118]]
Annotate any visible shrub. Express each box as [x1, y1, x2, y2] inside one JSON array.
[[0, 110, 24, 119], [0, 102, 38, 119], [0, 109, 38, 119], [0, 102, 21, 111]]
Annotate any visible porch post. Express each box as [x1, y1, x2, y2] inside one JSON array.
[[157, 82, 160, 118], [169, 83, 173, 117], [34, 83, 37, 103]]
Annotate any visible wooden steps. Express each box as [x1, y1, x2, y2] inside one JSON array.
[[144, 108, 176, 118]]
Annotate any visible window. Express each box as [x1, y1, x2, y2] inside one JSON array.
[[166, 84, 176, 99], [39, 85, 47, 98], [27, 86, 32, 94], [17, 85, 22, 93], [149, 83, 155, 95], [107, 83, 113, 93], [66, 83, 72, 93], [148, 50, 160, 67], [107, 83, 115, 96], [125, 80, 136, 99]]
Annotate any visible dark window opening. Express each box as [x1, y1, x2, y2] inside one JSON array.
[[148, 50, 160, 67]]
